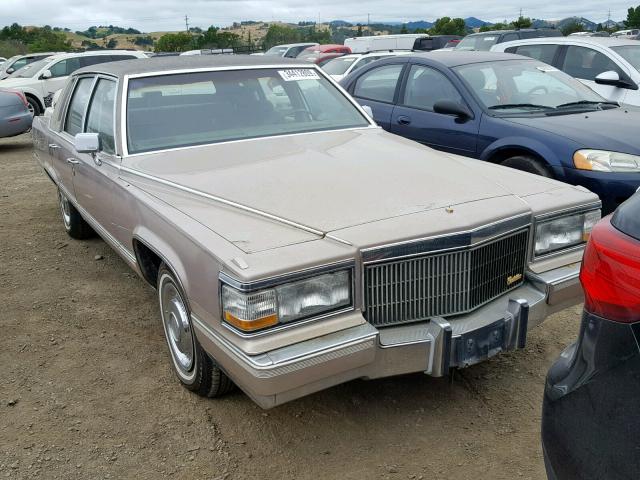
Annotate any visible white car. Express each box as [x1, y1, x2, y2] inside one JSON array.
[[0, 50, 147, 115], [492, 37, 640, 107], [344, 34, 429, 53], [322, 51, 412, 82]]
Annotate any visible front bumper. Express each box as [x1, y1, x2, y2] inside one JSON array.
[[560, 167, 640, 214], [194, 263, 583, 409]]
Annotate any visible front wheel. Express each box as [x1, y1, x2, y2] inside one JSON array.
[[157, 264, 234, 398], [501, 155, 553, 178]]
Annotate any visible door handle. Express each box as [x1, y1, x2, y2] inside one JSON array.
[[48, 143, 60, 149], [66, 158, 80, 165], [397, 115, 412, 125]]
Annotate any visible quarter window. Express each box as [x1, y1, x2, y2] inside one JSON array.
[[353, 64, 404, 103], [561, 46, 624, 81], [86, 79, 117, 154], [64, 77, 94, 136], [402, 65, 463, 111], [50, 58, 81, 78]]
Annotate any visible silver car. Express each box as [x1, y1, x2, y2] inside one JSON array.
[[32, 55, 599, 408], [0, 89, 32, 137]]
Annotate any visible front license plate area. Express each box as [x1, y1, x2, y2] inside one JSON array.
[[455, 319, 506, 367]]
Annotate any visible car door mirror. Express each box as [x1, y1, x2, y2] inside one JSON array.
[[40, 69, 52, 80], [6, 67, 14, 74], [433, 100, 472, 120], [74, 132, 100, 154], [361, 105, 374, 117], [594, 70, 637, 89]]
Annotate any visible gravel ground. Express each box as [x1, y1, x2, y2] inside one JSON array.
[[0, 133, 579, 479]]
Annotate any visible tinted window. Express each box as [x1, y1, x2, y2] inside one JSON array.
[[50, 58, 82, 78], [402, 65, 462, 111], [64, 77, 94, 136], [353, 64, 404, 103], [126, 68, 368, 154], [86, 79, 117, 154], [513, 44, 559, 65], [502, 33, 519, 42], [561, 46, 624, 81]]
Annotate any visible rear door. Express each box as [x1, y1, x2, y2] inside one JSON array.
[[390, 63, 478, 155], [349, 61, 407, 129]]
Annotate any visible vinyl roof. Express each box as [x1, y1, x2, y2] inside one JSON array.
[[73, 54, 309, 78]]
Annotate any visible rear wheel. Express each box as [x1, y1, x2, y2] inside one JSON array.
[[501, 155, 553, 178], [157, 264, 234, 398], [58, 189, 93, 239]]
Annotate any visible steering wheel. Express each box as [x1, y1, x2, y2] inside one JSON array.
[[527, 86, 548, 96]]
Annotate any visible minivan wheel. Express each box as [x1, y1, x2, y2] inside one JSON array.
[[501, 155, 553, 178], [157, 264, 234, 398], [57, 189, 94, 239]]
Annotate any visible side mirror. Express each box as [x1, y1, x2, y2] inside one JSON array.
[[6, 67, 14, 74], [361, 105, 374, 117], [433, 100, 473, 120], [74, 132, 100, 154], [595, 70, 637, 89], [40, 69, 52, 80]]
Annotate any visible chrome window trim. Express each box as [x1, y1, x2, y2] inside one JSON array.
[[218, 260, 356, 338], [361, 213, 531, 264], [119, 64, 377, 157], [531, 202, 602, 261]]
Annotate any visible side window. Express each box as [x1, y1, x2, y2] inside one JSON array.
[[514, 44, 559, 65], [64, 77, 94, 136], [353, 64, 404, 103], [12, 58, 28, 70], [402, 65, 463, 111], [502, 33, 519, 43], [561, 46, 624, 81], [80, 56, 113, 67], [49, 58, 81, 78], [86, 79, 117, 154]]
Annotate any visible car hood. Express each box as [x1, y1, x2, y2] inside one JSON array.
[[0, 77, 37, 88], [123, 128, 578, 253], [504, 108, 640, 153]]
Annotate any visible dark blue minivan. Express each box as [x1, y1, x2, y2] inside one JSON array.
[[340, 51, 640, 213]]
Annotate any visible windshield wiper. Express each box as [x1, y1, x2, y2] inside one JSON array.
[[488, 103, 553, 111], [555, 100, 619, 109]]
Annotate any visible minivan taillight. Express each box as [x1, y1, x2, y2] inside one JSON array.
[[580, 217, 640, 323]]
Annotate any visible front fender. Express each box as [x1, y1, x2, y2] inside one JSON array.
[[481, 136, 564, 167]]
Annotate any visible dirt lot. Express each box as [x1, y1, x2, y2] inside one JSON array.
[[0, 133, 581, 479]]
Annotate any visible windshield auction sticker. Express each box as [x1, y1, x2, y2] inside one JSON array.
[[278, 69, 321, 81]]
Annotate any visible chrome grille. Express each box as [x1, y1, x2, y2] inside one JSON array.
[[364, 229, 529, 327]]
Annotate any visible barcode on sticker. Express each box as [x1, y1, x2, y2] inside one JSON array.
[[278, 69, 320, 81]]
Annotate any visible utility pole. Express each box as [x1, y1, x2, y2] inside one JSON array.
[[519, 7, 523, 18], [367, 13, 370, 36], [607, 9, 611, 26], [184, 14, 189, 32]]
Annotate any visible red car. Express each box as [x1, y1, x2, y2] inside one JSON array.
[[298, 44, 352, 66]]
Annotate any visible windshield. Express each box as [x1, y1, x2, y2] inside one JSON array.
[[456, 34, 499, 51], [126, 68, 369, 154], [455, 60, 609, 113], [322, 56, 358, 75], [264, 46, 289, 56], [611, 45, 640, 71], [11, 58, 48, 78]]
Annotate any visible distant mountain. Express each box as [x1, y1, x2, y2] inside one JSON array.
[[405, 20, 433, 30], [531, 16, 616, 31], [329, 20, 353, 28], [464, 17, 490, 28]]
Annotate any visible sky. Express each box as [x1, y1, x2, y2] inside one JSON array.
[[0, 0, 634, 31]]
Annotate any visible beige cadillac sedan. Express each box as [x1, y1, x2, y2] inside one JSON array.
[[32, 55, 600, 408]]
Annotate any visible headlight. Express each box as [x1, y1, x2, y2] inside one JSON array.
[[221, 269, 352, 332], [534, 210, 601, 257], [573, 150, 640, 172]]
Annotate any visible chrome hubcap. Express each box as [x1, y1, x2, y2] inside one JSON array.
[[161, 280, 194, 374], [58, 190, 71, 229]]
